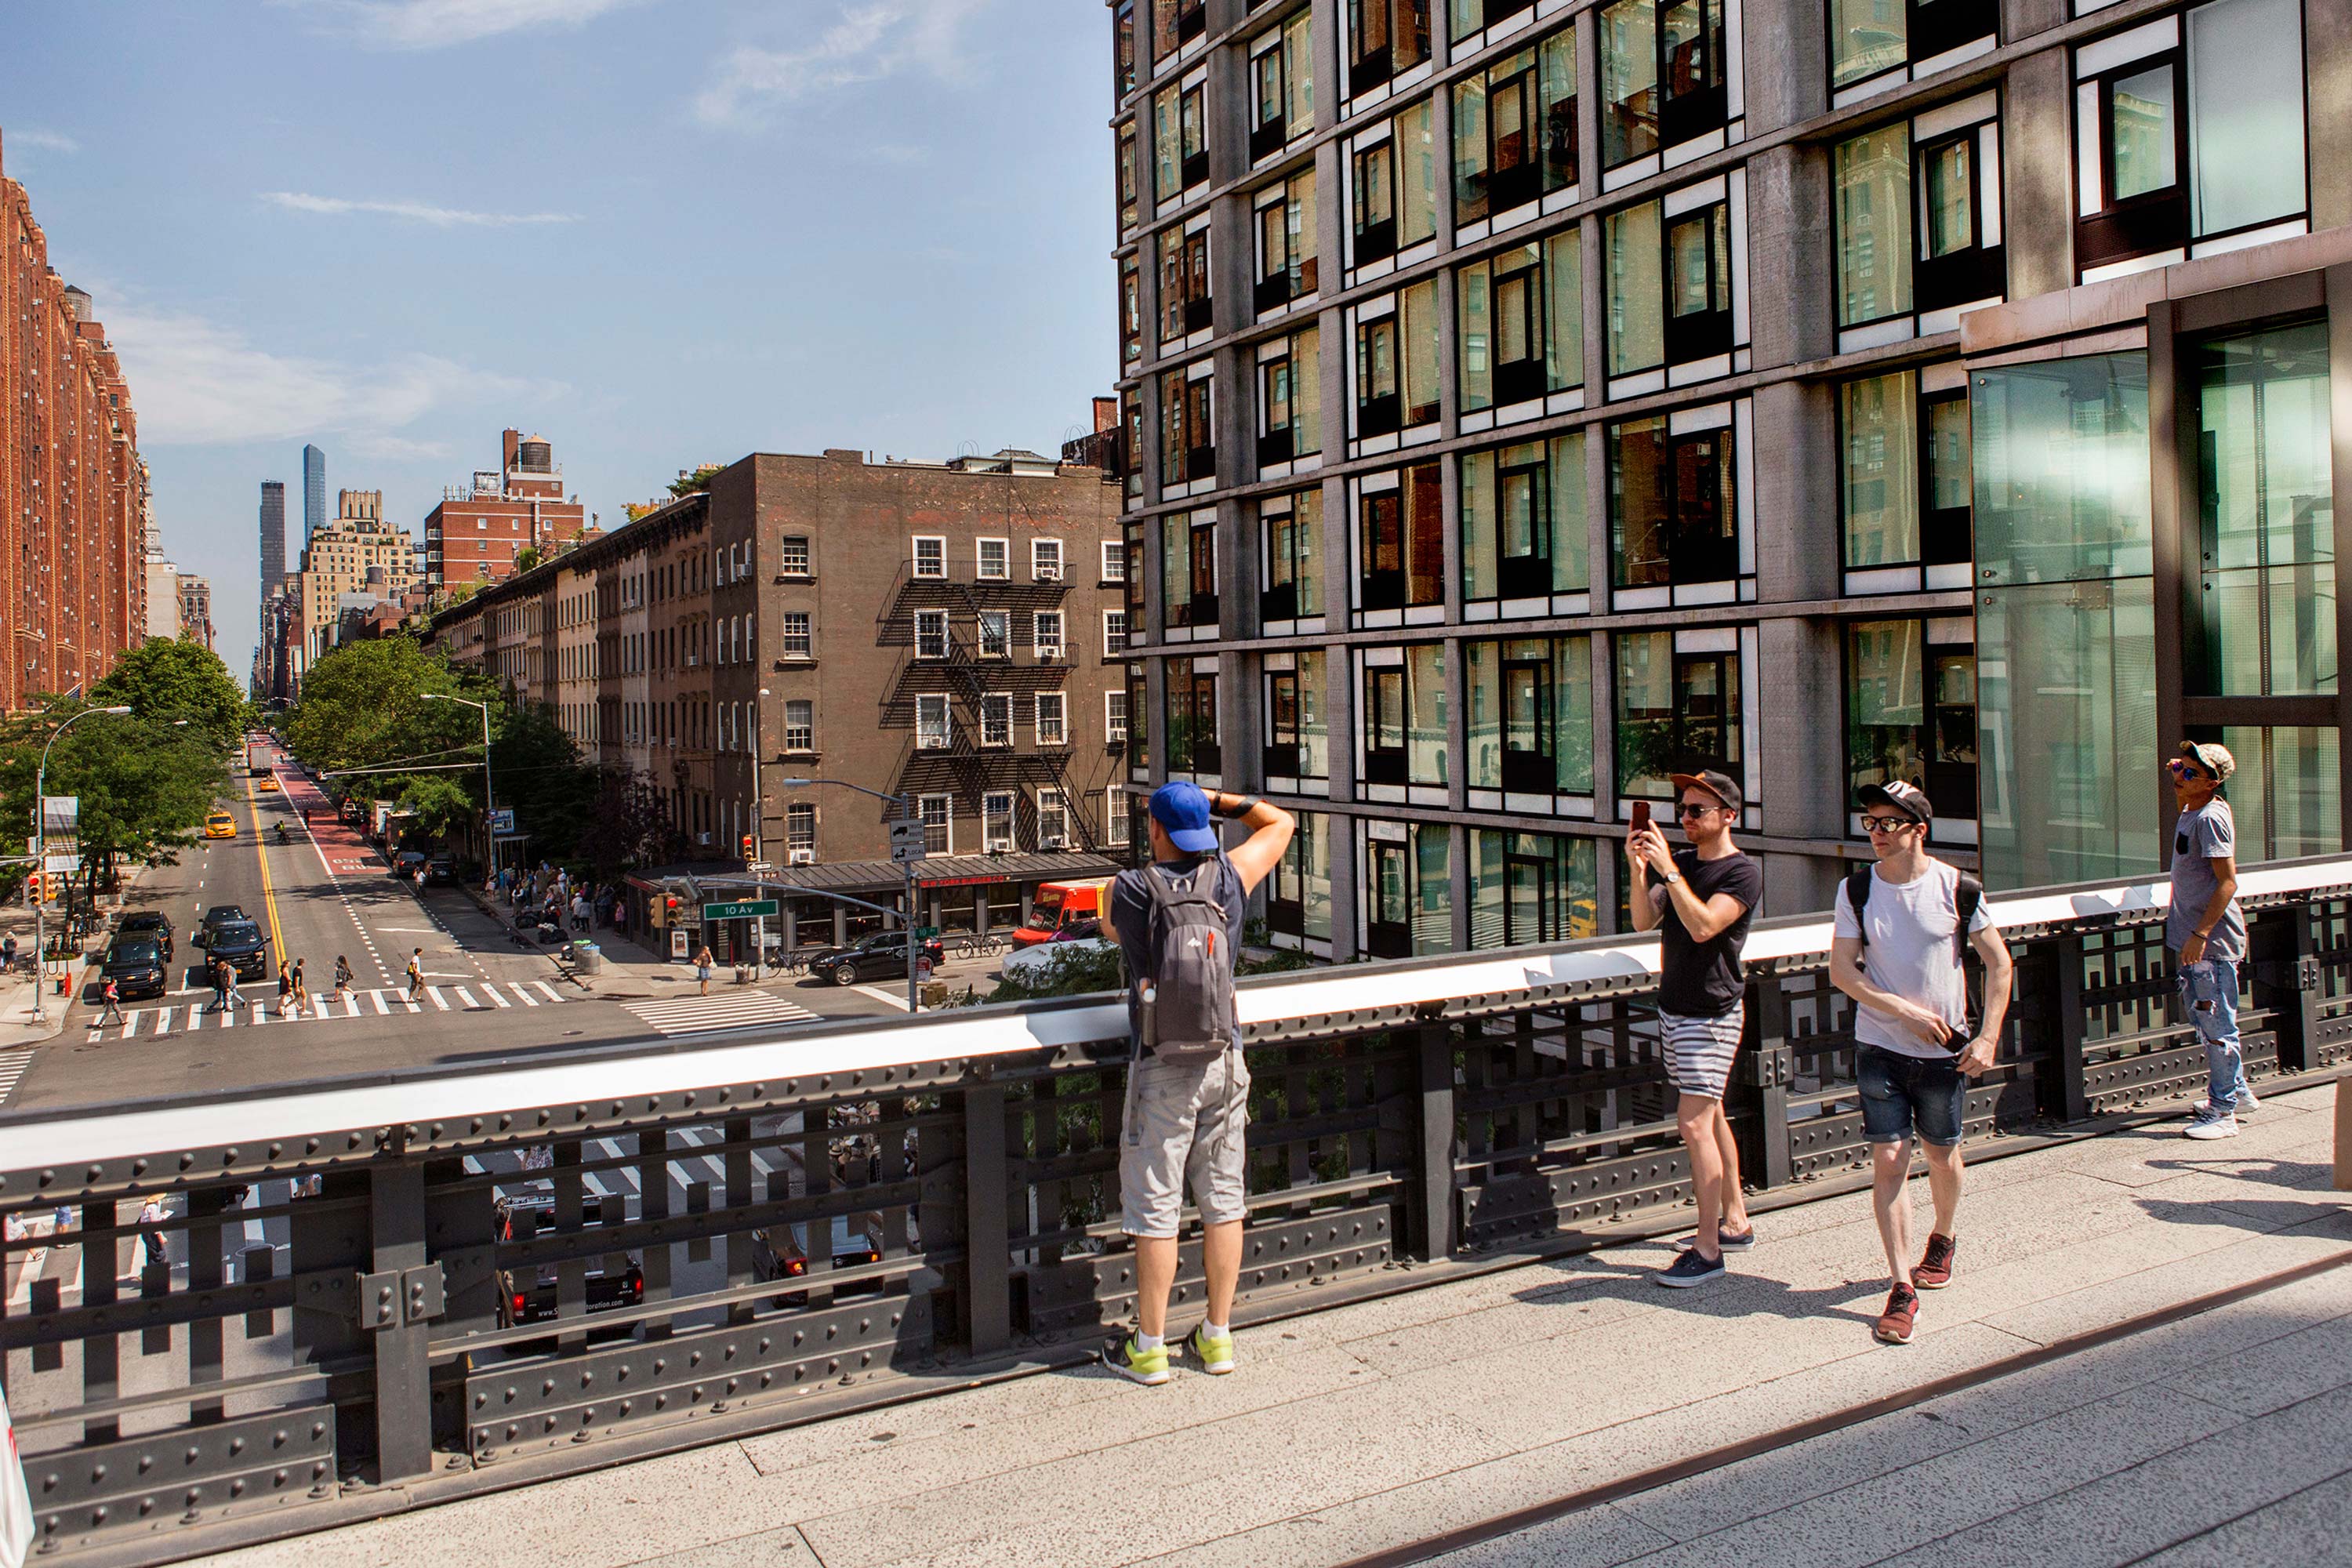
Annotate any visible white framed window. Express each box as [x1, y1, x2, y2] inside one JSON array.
[[981, 693, 1013, 746], [782, 611, 811, 658], [1106, 688, 1130, 740], [1103, 609, 1127, 657], [920, 793, 952, 853], [783, 699, 814, 751], [1102, 539, 1127, 581], [1107, 788, 1131, 845], [916, 694, 952, 748], [978, 610, 1009, 659], [913, 535, 946, 578], [1036, 691, 1068, 745], [779, 535, 810, 575], [786, 801, 817, 851], [978, 537, 1011, 579], [1033, 538, 1065, 579], [915, 609, 949, 659], [1033, 609, 1065, 659], [1037, 788, 1069, 847], [984, 790, 1015, 850]]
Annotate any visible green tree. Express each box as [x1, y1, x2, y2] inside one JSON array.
[[513, 546, 542, 573], [0, 703, 226, 901], [669, 464, 724, 498], [397, 774, 476, 840], [92, 637, 250, 750]]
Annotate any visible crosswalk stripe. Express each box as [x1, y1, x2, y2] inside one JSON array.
[[427, 986, 449, 1011], [0, 1049, 33, 1109], [454, 985, 479, 1008], [533, 981, 566, 1003], [370, 990, 390, 1014], [621, 991, 822, 1038], [510, 983, 539, 1007]]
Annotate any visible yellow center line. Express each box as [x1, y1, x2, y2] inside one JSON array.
[[243, 771, 288, 969]]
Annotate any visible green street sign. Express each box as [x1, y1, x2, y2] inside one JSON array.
[[914, 926, 940, 938], [702, 899, 779, 921]]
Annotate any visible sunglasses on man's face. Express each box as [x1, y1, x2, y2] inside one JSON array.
[[1862, 815, 1918, 833], [1675, 801, 1721, 819], [2167, 758, 2209, 780]]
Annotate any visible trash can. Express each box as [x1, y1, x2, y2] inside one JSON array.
[[572, 942, 602, 975]]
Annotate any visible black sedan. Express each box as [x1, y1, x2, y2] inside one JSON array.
[[98, 936, 169, 1000], [808, 933, 946, 987], [201, 920, 271, 981], [116, 910, 173, 962]]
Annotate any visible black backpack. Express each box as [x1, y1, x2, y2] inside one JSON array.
[[1845, 863, 1985, 1040]]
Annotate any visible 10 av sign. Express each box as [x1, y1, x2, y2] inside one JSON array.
[[702, 899, 779, 921]]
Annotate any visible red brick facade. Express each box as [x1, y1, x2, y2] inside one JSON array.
[[422, 426, 591, 590], [2, 128, 146, 711]]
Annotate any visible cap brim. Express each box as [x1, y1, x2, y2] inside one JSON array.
[[1167, 825, 1221, 853], [1668, 773, 1732, 807]]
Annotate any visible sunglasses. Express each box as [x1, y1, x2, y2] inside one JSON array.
[[1675, 802, 1722, 818], [1861, 815, 1918, 833], [2166, 758, 2209, 780]]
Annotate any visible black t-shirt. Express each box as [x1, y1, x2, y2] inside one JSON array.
[[1109, 852, 1247, 1041], [1655, 848, 1763, 1018]]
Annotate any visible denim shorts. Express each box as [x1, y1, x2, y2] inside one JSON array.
[[1857, 1044, 1967, 1147]]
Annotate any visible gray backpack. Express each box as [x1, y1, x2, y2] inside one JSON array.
[[1137, 860, 1237, 1063]]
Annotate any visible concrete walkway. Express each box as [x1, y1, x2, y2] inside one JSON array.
[[190, 1083, 2352, 1568]]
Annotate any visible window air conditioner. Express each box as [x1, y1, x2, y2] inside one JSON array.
[[1040, 833, 1068, 850], [985, 837, 1013, 854], [788, 849, 815, 865], [919, 735, 950, 750], [1036, 566, 1062, 581], [1038, 644, 1063, 661], [696, 832, 712, 845]]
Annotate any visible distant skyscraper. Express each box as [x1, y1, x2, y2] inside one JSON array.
[[260, 481, 286, 633], [302, 444, 326, 543]]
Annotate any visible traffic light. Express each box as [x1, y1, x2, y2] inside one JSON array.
[[24, 873, 48, 906], [741, 835, 756, 858]]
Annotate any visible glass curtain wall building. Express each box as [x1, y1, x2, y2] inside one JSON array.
[[1108, 0, 2351, 958]]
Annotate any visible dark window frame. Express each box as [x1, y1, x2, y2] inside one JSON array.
[[1662, 199, 1734, 365], [2074, 48, 2190, 273], [1350, 0, 1432, 96], [1255, 171, 1322, 311], [1352, 140, 1399, 265]]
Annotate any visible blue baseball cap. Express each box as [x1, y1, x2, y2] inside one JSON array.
[[1147, 781, 1221, 853]]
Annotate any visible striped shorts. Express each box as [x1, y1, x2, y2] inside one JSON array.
[[1661, 1007, 1744, 1101]]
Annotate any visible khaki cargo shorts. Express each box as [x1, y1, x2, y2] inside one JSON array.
[[1119, 1048, 1250, 1239]]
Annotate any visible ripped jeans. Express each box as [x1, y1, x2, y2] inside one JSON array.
[[2176, 954, 2249, 1112]]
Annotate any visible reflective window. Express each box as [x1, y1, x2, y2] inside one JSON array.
[[1846, 619, 1978, 826], [1614, 629, 1741, 799], [1261, 489, 1324, 622], [1359, 463, 1445, 612], [2219, 724, 2343, 860], [1349, 0, 1432, 96], [1969, 354, 2150, 586], [1466, 636, 1595, 793], [1453, 28, 1577, 226], [1610, 415, 1737, 588], [1835, 123, 1912, 328], [1460, 229, 1582, 412], [1265, 651, 1329, 779], [1462, 431, 1588, 601], [1266, 809, 1333, 942], [1470, 830, 1599, 948]]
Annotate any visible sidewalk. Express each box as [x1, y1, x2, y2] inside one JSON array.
[[0, 899, 90, 1053], [193, 1080, 2352, 1568]]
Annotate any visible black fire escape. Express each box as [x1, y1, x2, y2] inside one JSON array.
[[880, 564, 1100, 855]]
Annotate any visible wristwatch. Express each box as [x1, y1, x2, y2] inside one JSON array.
[[1661, 870, 1683, 887]]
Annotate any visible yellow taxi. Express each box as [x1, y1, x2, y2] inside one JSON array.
[[256, 775, 280, 793], [205, 811, 238, 839]]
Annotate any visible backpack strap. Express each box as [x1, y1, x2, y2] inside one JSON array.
[[1954, 873, 1984, 965], [1844, 864, 1875, 949]]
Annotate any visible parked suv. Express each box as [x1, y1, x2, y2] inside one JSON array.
[[492, 1192, 644, 1331]]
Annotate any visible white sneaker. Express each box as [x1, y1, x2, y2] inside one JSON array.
[[2195, 1092, 2258, 1117], [2183, 1112, 2240, 1141]]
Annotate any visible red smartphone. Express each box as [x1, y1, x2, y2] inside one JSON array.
[[1629, 801, 1652, 833]]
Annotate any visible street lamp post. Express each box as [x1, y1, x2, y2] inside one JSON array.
[[422, 694, 497, 894], [777, 777, 923, 1014], [30, 705, 132, 1023]]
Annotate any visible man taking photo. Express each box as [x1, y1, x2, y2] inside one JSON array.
[[1629, 770, 1762, 1287], [1101, 782, 1294, 1385], [1829, 781, 2013, 1345], [2169, 742, 2252, 1139]]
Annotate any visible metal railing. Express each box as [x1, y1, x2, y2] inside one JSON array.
[[5, 855, 2351, 1564]]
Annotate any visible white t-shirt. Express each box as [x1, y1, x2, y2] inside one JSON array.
[[1832, 860, 1994, 1059]]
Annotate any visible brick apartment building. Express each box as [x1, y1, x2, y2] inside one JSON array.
[[423, 429, 592, 590], [176, 574, 213, 651], [296, 488, 416, 673], [2, 127, 147, 710], [430, 445, 1131, 953]]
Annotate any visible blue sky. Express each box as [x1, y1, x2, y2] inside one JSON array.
[[1, 0, 1116, 680]]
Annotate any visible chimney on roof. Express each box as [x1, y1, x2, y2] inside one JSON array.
[[502, 428, 521, 470]]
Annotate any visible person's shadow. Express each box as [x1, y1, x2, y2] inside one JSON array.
[[1506, 1243, 1886, 1327]]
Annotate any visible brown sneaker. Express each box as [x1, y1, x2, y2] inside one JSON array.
[[1915, 1232, 1957, 1290], [1875, 1285, 1919, 1345]]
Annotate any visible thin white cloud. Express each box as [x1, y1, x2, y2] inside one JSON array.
[[695, 0, 990, 128], [281, 0, 644, 49], [11, 129, 81, 153], [95, 294, 562, 451], [262, 191, 582, 227]]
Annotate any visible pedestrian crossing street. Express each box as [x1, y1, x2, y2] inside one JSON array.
[[0, 1047, 32, 1109], [84, 980, 571, 1040], [621, 989, 819, 1037]]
